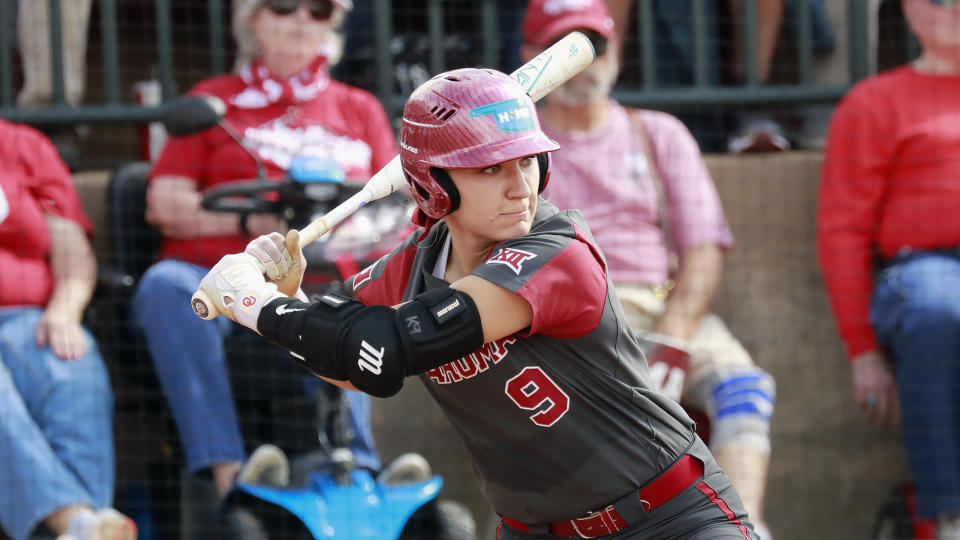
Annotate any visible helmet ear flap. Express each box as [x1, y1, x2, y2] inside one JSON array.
[[536, 153, 551, 193], [429, 168, 461, 215]]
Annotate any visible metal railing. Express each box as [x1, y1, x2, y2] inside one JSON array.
[[0, 0, 912, 125]]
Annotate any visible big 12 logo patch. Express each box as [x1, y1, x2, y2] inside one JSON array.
[[487, 247, 537, 275]]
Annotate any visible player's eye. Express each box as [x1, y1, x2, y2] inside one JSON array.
[[481, 164, 502, 175]]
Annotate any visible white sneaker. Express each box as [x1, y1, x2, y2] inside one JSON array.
[[378, 453, 432, 485], [939, 512, 960, 540], [237, 444, 290, 487], [727, 116, 791, 154], [88, 509, 137, 540]]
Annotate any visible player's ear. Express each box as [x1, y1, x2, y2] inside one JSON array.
[[520, 44, 541, 64]]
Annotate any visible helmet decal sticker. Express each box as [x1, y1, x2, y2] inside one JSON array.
[[469, 98, 536, 133]]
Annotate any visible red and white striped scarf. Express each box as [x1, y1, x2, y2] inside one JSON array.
[[232, 55, 330, 108]]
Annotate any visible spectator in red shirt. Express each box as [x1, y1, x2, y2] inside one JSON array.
[[0, 120, 136, 540], [818, 0, 960, 534], [132, 0, 396, 499]]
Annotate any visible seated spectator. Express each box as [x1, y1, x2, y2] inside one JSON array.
[[523, 1, 776, 537], [132, 0, 396, 499], [0, 120, 136, 540], [818, 0, 960, 536]]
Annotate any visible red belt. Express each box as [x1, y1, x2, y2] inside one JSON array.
[[502, 454, 704, 539]]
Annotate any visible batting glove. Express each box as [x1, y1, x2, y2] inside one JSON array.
[[244, 230, 307, 301], [199, 253, 287, 333], [245, 232, 292, 281]]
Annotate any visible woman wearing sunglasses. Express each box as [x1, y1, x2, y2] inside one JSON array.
[[133, 0, 396, 501], [231, 0, 349, 73]]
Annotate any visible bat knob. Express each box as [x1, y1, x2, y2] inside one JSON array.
[[191, 289, 218, 320]]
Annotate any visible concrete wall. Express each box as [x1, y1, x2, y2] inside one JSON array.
[[73, 151, 911, 539], [709, 151, 908, 539]]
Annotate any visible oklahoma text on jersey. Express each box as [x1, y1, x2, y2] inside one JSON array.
[[425, 336, 518, 384]]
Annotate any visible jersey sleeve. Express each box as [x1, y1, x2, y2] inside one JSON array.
[[345, 231, 419, 306], [817, 78, 895, 359], [22, 126, 93, 234], [471, 212, 607, 339]]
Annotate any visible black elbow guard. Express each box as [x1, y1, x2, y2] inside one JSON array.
[[395, 287, 485, 374], [338, 288, 484, 397], [259, 288, 484, 398], [338, 305, 408, 397]]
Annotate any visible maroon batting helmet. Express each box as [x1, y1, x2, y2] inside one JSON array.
[[399, 68, 559, 232]]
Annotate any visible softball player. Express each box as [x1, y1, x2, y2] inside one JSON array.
[[199, 67, 758, 539]]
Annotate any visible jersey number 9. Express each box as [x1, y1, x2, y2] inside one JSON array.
[[505, 367, 570, 427]]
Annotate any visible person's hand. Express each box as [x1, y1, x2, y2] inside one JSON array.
[[851, 349, 900, 428], [244, 230, 307, 300], [35, 307, 87, 361], [246, 213, 289, 237], [245, 232, 293, 281], [198, 253, 286, 332]]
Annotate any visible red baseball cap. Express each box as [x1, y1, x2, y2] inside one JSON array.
[[522, 0, 615, 47]]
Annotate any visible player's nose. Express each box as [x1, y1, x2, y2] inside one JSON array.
[[505, 160, 534, 199]]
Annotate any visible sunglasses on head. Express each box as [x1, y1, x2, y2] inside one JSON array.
[[262, 0, 335, 21], [550, 31, 608, 57]]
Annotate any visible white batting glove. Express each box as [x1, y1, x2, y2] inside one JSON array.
[[244, 231, 308, 301], [199, 253, 287, 332], [245, 232, 292, 281]]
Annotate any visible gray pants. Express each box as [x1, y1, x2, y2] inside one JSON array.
[[497, 438, 757, 540]]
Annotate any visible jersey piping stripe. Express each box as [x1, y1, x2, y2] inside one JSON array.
[[694, 481, 752, 539]]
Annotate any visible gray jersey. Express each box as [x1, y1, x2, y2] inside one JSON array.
[[346, 200, 696, 523]]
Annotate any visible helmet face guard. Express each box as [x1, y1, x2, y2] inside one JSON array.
[[399, 68, 559, 230]]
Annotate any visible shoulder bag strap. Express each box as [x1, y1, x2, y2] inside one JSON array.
[[627, 108, 679, 292]]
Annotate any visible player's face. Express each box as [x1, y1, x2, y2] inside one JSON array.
[[250, 2, 337, 78], [445, 156, 540, 243]]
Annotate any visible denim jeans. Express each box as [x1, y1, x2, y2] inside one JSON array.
[[132, 260, 380, 475], [0, 308, 114, 540], [872, 250, 960, 518]]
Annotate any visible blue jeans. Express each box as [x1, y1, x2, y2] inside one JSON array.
[[0, 308, 114, 540], [132, 260, 380, 475], [872, 250, 960, 518]]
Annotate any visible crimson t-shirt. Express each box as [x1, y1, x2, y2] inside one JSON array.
[[0, 120, 93, 307], [818, 66, 960, 358], [150, 74, 397, 268]]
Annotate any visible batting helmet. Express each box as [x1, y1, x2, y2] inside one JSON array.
[[399, 68, 559, 232]]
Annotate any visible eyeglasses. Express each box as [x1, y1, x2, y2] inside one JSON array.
[[261, 0, 335, 21]]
